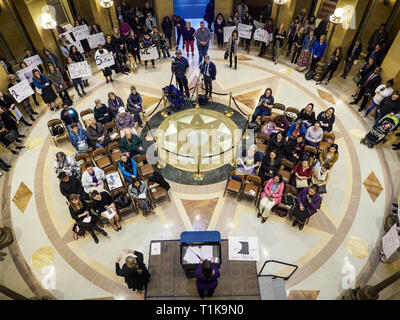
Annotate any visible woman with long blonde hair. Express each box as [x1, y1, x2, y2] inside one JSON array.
[[116, 249, 151, 291]]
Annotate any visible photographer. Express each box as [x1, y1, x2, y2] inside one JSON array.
[[173, 50, 190, 98], [200, 56, 216, 98]]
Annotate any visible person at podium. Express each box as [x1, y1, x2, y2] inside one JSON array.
[[195, 257, 220, 298]]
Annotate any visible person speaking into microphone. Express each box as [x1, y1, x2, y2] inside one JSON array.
[[194, 257, 220, 299], [200, 56, 216, 98]]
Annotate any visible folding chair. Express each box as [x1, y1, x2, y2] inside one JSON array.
[[223, 170, 244, 200], [240, 174, 262, 205], [92, 148, 112, 169], [133, 154, 155, 179], [48, 119, 68, 146]]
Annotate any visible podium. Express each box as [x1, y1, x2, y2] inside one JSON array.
[[180, 231, 221, 279]]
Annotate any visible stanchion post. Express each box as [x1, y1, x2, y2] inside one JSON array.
[[242, 115, 250, 140], [225, 92, 234, 117], [231, 143, 239, 168], [161, 94, 168, 118], [154, 137, 166, 169], [194, 83, 200, 109], [193, 149, 204, 181], [144, 120, 153, 141]]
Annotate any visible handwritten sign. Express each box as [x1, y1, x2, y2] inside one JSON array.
[[71, 41, 85, 54], [253, 20, 265, 30], [16, 66, 34, 83], [60, 31, 75, 44], [238, 23, 253, 39], [382, 224, 400, 259], [72, 24, 90, 41], [88, 32, 106, 49], [24, 54, 43, 68], [254, 28, 273, 43], [223, 26, 237, 42], [95, 51, 115, 69], [8, 80, 34, 103], [68, 61, 92, 79], [64, 23, 74, 32], [139, 46, 159, 61]]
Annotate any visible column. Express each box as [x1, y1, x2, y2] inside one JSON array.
[[88, 2, 118, 35], [215, 0, 234, 22], [153, 0, 174, 27], [0, 65, 9, 92], [381, 30, 400, 85]]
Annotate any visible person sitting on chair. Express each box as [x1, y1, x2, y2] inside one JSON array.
[[251, 88, 274, 123], [81, 164, 105, 194], [314, 144, 339, 169], [195, 258, 220, 299], [93, 99, 112, 125], [54, 151, 80, 178], [91, 190, 121, 231], [60, 103, 81, 133], [305, 122, 323, 148], [258, 150, 282, 184], [86, 118, 109, 149], [128, 178, 155, 216], [126, 86, 143, 128], [116, 107, 138, 137], [69, 123, 89, 155], [311, 162, 330, 194], [120, 129, 145, 157], [291, 157, 313, 189], [258, 174, 284, 223], [118, 152, 138, 184], [200, 56, 216, 98], [292, 184, 322, 230], [236, 144, 262, 175], [284, 134, 305, 163], [59, 171, 89, 202]]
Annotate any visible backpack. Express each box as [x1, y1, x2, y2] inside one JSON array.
[[72, 223, 85, 239], [305, 69, 315, 81], [148, 172, 170, 191], [114, 193, 131, 209], [274, 208, 288, 217], [198, 94, 208, 105], [282, 194, 296, 207], [51, 125, 64, 136]]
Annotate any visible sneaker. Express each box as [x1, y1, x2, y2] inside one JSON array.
[[32, 111, 38, 115], [261, 218, 267, 224], [16, 146, 25, 149], [349, 101, 356, 105], [11, 150, 18, 155]]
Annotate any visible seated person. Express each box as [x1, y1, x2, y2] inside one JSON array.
[[108, 92, 125, 118], [93, 99, 112, 124], [54, 151, 80, 178], [315, 144, 339, 168], [236, 144, 262, 175], [286, 119, 306, 141], [60, 104, 82, 133], [116, 107, 138, 137], [258, 174, 284, 223], [69, 123, 89, 154], [128, 178, 155, 216], [91, 190, 121, 231], [298, 103, 316, 128], [292, 184, 322, 230], [58, 171, 89, 202], [273, 115, 289, 134], [86, 118, 109, 149], [266, 132, 286, 157], [118, 152, 138, 184], [316, 107, 335, 132], [291, 158, 313, 189], [311, 162, 330, 194], [251, 89, 274, 123], [284, 135, 305, 163], [305, 122, 323, 148], [126, 86, 143, 127], [261, 118, 278, 136], [258, 150, 282, 184], [81, 164, 105, 194], [69, 194, 107, 243], [120, 129, 145, 157]]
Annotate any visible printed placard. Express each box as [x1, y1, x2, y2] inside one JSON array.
[[238, 23, 253, 39], [253, 20, 265, 29], [382, 224, 400, 259], [24, 54, 43, 68], [223, 26, 237, 42], [60, 31, 75, 44], [64, 23, 74, 32], [228, 236, 259, 261], [8, 80, 34, 103], [88, 32, 106, 49], [95, 51, 115, 69], [16, 66, 34, 84], [68, 61, 92, 79], [139, 46, 159, 61], [72, 24, 90, 41], [253, 28, 273, 43]]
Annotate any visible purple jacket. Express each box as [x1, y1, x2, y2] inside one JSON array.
[[116, 112, 134, 130], [195, 262, 220, 290], [297, 187, 321, 216]]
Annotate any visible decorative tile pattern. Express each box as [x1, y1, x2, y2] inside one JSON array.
[[181, 198, 219, 231], [288, 290, 320, 300], [345, 236, 369, 258], [363, 171, 383, 202], [236, 55, 253, 61], [26, 137, 44, 150], [31, 246, 55, 270], [234, 89, 262, 110], [317, 89, 336, 105], [141, 95, 161, 110], [12, 182, 33, 213]]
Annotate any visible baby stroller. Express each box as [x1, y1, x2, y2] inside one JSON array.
[[360, 114, 399, 148], [162, 84, 186, 111]]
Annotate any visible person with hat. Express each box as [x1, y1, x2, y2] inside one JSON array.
[[116, 249, 151, 291], [173, 50, 190, 98], [116, 107, 138, 137]]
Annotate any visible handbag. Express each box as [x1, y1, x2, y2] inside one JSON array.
[[3, 129, 19, 144], [114, 193, 131, 209], [224, 50, 229, 60], [35, 87, 42, 95], [352, 72, 361, 84]]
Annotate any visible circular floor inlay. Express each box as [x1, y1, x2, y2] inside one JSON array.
[[345, 237, 369, 259], [31, 246, 55, 270]]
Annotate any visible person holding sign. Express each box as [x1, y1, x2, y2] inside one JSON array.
[[258, 19, 274, 58], [91, 190, 121, 232], [47, 63, 73, 106], [242, 11, 253, 53], [24, 49, 43, 73], [0, 91, 32, 127], [65, 56, 87, 98], [73, 20, 91, 58], [140, 34, 156, 69], [95, 45, 113, 83], [7, 75, 37, 122], [32, 69, 58, 111], [69, 46, 90, 88], [19, 61, 39, 106], [0, 107, 25, 155]]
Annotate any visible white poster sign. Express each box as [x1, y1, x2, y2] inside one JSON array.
[[253, 28, 273, 43], [88, 32, 106, 49], [60, 31, 75, 44], [8, 80, 34, 103], [95, 51, 115, 69], [228, 236, 259, 261], [106, 172, 123, 191], [238, 23, 253, 39], [24, 54, 43, 68], [223, 26, 237, 42], [67, 61, 92, 79], [382, 224, 400, 259], [253, 20, 265, 30], [72, 25, 90, 41], [64, 23, 74, 32], [16, 66, 34, 84], [139, 47, 159, 61], [71, 41, 85, 54]]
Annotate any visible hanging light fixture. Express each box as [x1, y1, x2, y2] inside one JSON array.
[[40, 12, 57, 29], [330, 7, 345, 24], [273, 0, 287, 5], [98, 0, 114, 9]]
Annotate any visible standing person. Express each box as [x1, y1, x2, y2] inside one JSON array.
[[195, 258, 220, 298], [367, 24, 386, 56], [173, 50, 190, 98], [145, 13, 157, 32], [303, 16, 316, 34], [161, 16, 173, 48], [195, 22, 211, 64], [273, 24, 287, 65], [133, 16, 145, 39], [159, 32, 171, 58], [115, 249, 151, 291], [375, 92, 400, 123], [214, 13, 225, 49], [258, 174, 284, 223], [127, 86, 143, 127], [200, 56, 217, 98], [365, 43, 384, 66], [143, 1, 155, 17], [7, 75, 38, 121], [291, 27, 306, 64], [150, 27, 162, 59], [69, 45, 89, 87], [350, 67, 382, 112], [314, 15, 329, 41], [316, 46, 343, 85], [32, 68, 58, 111], [297, 8, 307, 26], [43, 48, 60, 70], [309, 35, 327, 73], [237, 0, 248, 22], [0, 108, 25, 155], [242, 11, 253, 53], [365, 79, 394, 119], [119, 18, 132, 41], [59, 37, 71, 59], [204, 1, 215, 32], [65, 56, 87, 98], [233, 11, 240, 27], [47, 63, 72, 106], [173, 15, 186, 50], [287, 16, 300, 57], [258, 19, 274, 58], [24, 48, 44, 73], [227, 29, 239, 69], [19, 61, 39, 106], [127, 30, 142, 64], [182, 22, 196, 58], [340, 39, 362, 79], [0, 91, 32, 128], [297, 29, 316, 70], [128, 178, 155, 216], [140, 33, 156, 69], [95, 44, 113, 83]]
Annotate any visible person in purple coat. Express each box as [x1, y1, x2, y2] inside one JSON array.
[[194, 258, 220, 298], [292, 184, 321, 230]]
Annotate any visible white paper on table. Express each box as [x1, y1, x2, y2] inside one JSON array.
[[151, 242, 161, 255], [183, 248, 200, 264], [201, 245, 213, 261], [138, 193, 146, 199], [82, 216, 92, 223], [228, 236, 260, 261]]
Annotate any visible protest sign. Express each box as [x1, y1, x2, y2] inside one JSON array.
[[139, 47, 159, 61], [95, 51, 115, 69], [382, 224, 400, 259], [16, 66, 34, 83], [253, 28, 273, 43], [253, 20, 265, 29], [68, 61, 92, 79], [223, 26, 236, 42], [60, 31, 75, 44], [72, 25, 90, 41], [8, 80, 34, 103], [88, 32, 106, 49], [238, 23, 253, 39], [24, 54, 43, 68]]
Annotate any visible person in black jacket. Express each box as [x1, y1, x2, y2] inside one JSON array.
[[204, 1, 215, 32], [59, 171, 89, 202], [316, 47, 343, 85], [266, 132, 286, 157], [161, 16, 173, 48], [0, 91, 32, 128], [116, 249, 151, 291], [350, 67, 382, 112], [258, 150, 282, 184], [214, 13, 225, 49], [200, 56, 217, 98], [316, 107, 335, 132], [284, 135, 305, 164], [341, 39, 362, 79], [173, 15, 186, 50], [376, 92, 400, 123]]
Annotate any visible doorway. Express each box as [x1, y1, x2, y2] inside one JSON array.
[[173, 0, 209, 19]]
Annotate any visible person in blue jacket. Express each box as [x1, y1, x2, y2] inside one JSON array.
[[286, 119, 306, 141], [118, 152, 138, 184], [251, 88, 275, 123], [310, 34, 327, 72], [69, 123, 89, 154], [60, 103, 82, 133]]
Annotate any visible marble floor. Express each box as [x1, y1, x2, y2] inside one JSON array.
[[1, 38, 399, 300]]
